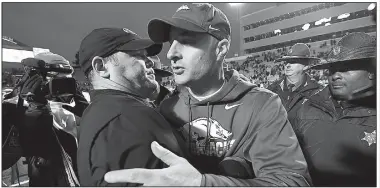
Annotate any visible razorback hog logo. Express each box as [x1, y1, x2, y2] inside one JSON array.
[[190, 117, 232, 141]]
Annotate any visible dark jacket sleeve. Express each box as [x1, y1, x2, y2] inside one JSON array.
[[202, 94, 312, 186], [18, 103, 58, 158], [89, 114, 163, 186], [61, 91, 89, 117]]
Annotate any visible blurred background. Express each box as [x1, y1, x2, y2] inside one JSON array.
[[1, 2, 377, 100]]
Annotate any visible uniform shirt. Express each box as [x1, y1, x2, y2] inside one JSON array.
[[77, 89, 184, 186], [290, 87, 376, 186], [268, 74, 322, 123]]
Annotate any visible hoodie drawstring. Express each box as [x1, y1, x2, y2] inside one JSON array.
[[205, 102, 211, 155], [187, 97, 214, 155], [188, 96, 192, 154]]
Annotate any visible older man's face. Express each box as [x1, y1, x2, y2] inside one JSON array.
[[109, 50, 159, 98], [327, 64, 373, 100]]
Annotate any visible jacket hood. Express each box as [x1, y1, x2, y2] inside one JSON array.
[[178, 70, 256, 105]]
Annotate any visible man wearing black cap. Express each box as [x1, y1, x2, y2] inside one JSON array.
[[268, 43, 322, 118], [289, 32, 376, 186], [76, 28, 185, 186], [105, 3, 311, 186]]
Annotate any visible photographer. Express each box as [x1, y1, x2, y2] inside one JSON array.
[[2, 52, 88, 186]]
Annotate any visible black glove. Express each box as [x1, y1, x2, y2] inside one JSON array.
[[62, 91, 89, 117], [20, 74, 47, 105]]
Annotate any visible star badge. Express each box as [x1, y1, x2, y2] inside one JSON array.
[[361, 130, 376, 146], [333, 46, 340, 55]]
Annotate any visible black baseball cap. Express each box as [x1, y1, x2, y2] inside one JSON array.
[[148, 3, 231, 43], [78, 27, 163, 74]]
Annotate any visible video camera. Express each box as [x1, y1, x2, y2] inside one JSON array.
[[19, 57, 77, 100]]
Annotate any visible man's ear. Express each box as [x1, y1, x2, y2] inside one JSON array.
[[91, 56, 110, 78], [216, 39, 230, 62]]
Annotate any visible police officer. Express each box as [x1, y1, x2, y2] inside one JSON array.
[[289, 32, 376, 186], [268, 43, 322, 119]]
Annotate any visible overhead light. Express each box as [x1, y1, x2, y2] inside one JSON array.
[[229, 3, 243, 6], [337, 13, 350, 19], [315, 17, 331, 25], [2, 48, 34, 63], [33, 47, 50, 56], [368, 3, 376, 10], [318, 17, 331, 23], [302, 23, 311, 30]]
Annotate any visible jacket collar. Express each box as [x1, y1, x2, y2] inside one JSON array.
[[277, 74, 319, 93], [307, 87, 376, 118], [89, 89, 151, 106]]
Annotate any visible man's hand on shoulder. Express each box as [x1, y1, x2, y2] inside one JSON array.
[[104, 141, 202, 186]]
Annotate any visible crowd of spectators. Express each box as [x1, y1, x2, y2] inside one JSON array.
[[2, 68, 24, 87], [223, 42, 333, 88], [1, 40, 337, 93]]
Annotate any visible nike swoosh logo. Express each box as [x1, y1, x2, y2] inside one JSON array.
[[209, 25, 220, 31], [225, 103, 243, 110]]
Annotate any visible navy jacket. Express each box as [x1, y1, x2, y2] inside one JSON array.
[[77, 89, 184, 186], [290, 87, 376, 186], [268, 74, 322, 119]]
